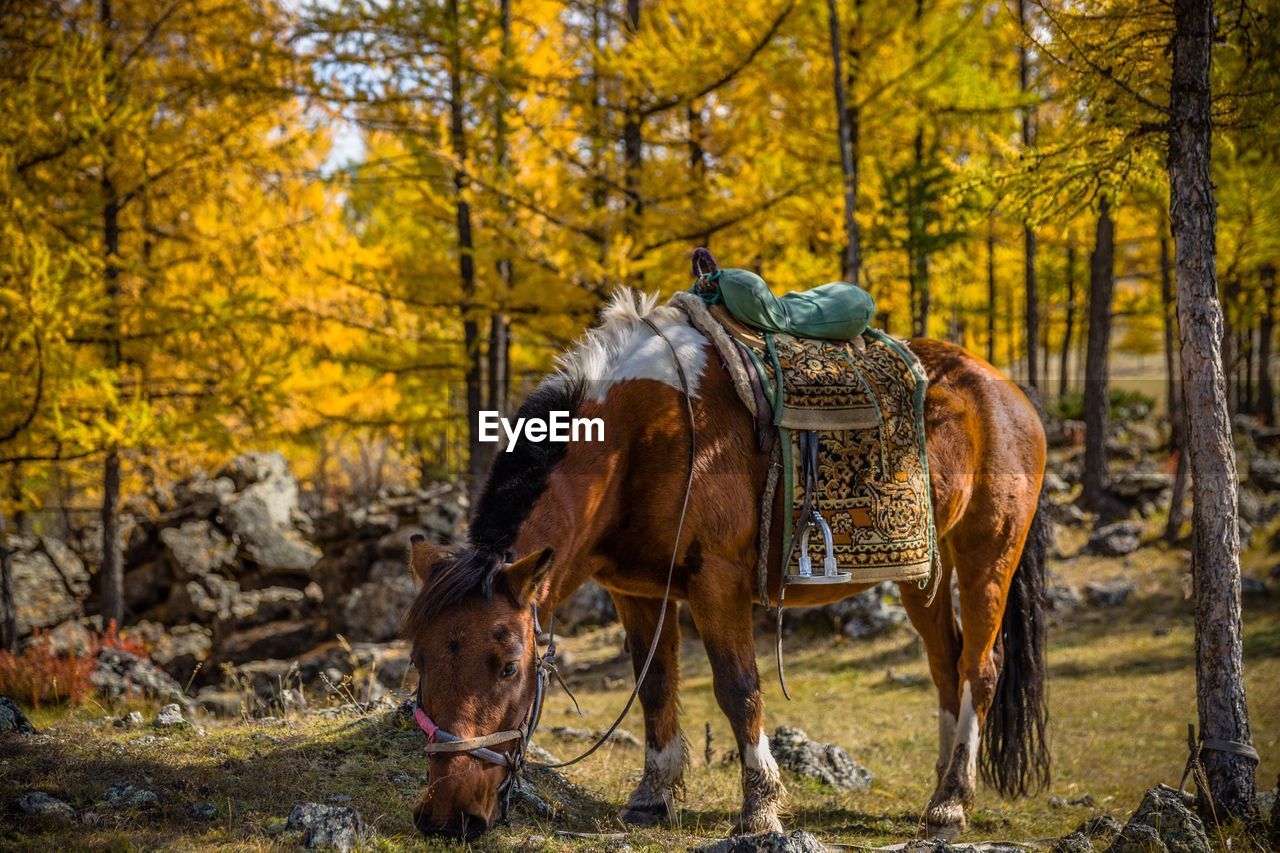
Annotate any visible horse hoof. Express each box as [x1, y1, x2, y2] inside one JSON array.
[[733, 813, 785, 836], [618, 805, 669, 826]]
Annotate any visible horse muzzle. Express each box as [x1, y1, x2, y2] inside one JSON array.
[[413, 803, 492, 840]]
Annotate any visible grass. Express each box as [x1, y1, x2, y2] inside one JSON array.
[[2, 537, 1277, 851]]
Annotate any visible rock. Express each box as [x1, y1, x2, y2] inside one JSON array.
[[1110, 786, 1208, 853], [1086, 522, 1142, 557], [799, 582, 907, 639], [1050, 795, 1068, 808], [187, 802, 219, 820], [1051, 833, 1095, 853], [1249, 457, 1280, 493], [196, 687, 243, 718], [15, 791, 75, 820], [1109, 465, 1172, 500], [286, 801, 367, 851], [557, 579, 618, 633], [1049, 501, 1088, 528], [155, 703, 187, 728], [7, 545, 80, 636], [511, 778, 555, 819], [39, 536, 89, 597], [342, 565, 418, 643], [1043, 470, 1071, 495], [160, 521, 237, 579], [100, 781, 159, 809], [170, 474, 236, 519], [375, 525, 428, 559], [90, 647, 189, 706], [115, 711, 144, 729], [694, 830, 829, 853], [215, 618, 323, 664], [0, 695, 35, 735], [1084, 578, 1136, 608], [769, 726, 873, 791], [221, 453, 320, 572], [150, 624, 213, 686], [1047, 583, 1084, 613], [1076, 814, 1124, 842]]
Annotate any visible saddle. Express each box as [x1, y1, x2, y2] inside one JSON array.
[[673, 263, 937, 595]]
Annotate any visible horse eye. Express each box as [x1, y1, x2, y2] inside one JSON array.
[[500, 661, 519, 679]]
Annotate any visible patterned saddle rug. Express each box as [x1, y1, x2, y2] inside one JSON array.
[[672, 289, 937, 589]]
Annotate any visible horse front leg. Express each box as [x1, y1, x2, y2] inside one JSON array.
[[612, 593, 687, 825], [687, 561, 785, 835]]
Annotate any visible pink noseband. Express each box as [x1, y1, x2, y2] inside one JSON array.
[[413, 705, 439, 742]]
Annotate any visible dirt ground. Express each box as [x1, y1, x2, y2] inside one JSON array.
[[2, 527, 1278, 851]]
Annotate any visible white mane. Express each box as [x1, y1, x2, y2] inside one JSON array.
[[551, 289, 708, 402]]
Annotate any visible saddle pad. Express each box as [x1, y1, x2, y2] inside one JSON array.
[[674, 293, 935, 586]]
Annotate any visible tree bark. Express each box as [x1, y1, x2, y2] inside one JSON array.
[[0, 511, 14, 650], [1169, 0, 1258, 822], [828, 0, 860, 284], [1018, 0, 1039, 390], [1259, 264, 1276, 426], [1162, 228, 1189, 543], [1060, 241, 1076, 397], [987, 221, 997, 365], [623, 0, 643, 285], [1081, 196, 1115, 509], [486, 0, 514, 455], [98, 0, 124, 631]]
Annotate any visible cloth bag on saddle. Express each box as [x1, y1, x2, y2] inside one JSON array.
[[709, 267, 877, 342]]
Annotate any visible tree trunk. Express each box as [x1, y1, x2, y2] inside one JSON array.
[[1081, 196, 1115, 509], [1259, 264, 1276, 426], [828, 0, 860, 284], [445, 0, 485, 493], [987, 221, 997, 365], [0, 511, 14, 650], [1169, 0, 1258, 822], [485, 0, 514, 457], [1222, 275, 1239, 415], [623, 0, 643, 285], [1162, 229, 1189, 542], [1060, 241, 1076, 397], [1018, 3, 1038, 389]]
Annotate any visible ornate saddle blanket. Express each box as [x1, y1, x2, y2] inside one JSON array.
[[672, 291, 936, 587]]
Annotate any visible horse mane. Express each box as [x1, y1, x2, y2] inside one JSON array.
[[400, 547, 507, 640]]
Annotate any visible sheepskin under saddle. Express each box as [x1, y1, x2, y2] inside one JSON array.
[[671, 267, 937, 591]]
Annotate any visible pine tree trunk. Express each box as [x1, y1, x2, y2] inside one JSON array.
[[445, 0, 484, 493], [1081, 196, 1115, 509], [1018, 0, 1039, 390], [1162, 229, 1189, 543], [1169, 0, 1258, 822], [1060, 241, 1076, 397], [987, 221, 997, 365], [0, 511, 14, 649], [485, 0, 514, 460], [1259, 264, 1276, 426], [623, 0, 643, 285], [828, 0, 859, 284]]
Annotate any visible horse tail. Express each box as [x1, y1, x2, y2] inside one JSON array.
[[980, 491, 1051, 798]]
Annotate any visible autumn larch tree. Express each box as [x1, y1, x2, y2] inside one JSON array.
[[1081, 196, 1115, 510]]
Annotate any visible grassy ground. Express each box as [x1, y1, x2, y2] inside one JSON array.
[[2, 535, 1277, 851]]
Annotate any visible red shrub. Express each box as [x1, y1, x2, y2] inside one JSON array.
[[0, 621, 152, 709]]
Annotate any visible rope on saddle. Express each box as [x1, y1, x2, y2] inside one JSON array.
[[526, 304, 696, 773]]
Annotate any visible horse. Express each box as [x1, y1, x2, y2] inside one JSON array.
[[401, 289, 1049, 841]]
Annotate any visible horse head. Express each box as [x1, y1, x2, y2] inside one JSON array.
[[401, 535, 554, 839]]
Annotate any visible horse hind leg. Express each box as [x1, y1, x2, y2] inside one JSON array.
[[899, 559, 961, 786], [612, 593, 687, 825], [923, 500, 1049, 838]]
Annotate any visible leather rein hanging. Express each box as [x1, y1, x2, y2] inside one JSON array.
[[410, 301, 698, 817]]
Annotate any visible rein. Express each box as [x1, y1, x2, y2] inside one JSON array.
[[410, 304, 698, 818]]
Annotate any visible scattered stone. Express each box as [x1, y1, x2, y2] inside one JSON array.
[[694, 830, 829, 853], [1070, 794, 1097, 808], [342, 562, 418, 643], [1249, 457, 1280, 493], [769, 726, 873, 791], [221, 453, 321, 572], [0, 695, 35, 735], [286, 801, 367, 851], [90, 647, 189, 706], [1110, 786, 1208, 853], [1051, 832, 1094, 853], [1047, 583, 1084, 613], [1049, 501, 1088, 528], [1086, 522, 1142, 557], [187, 802, 219, 820], [1043, 470, 1071, 494], [1075, 814, 1123, 841], [115, 711, 144, 729], [16, 791, 75, 820], [1085, 578, 1136, 608], [1110, 465, 1173, 501], [1049, 795, 1067, 808], [160, 520, 237, 579], [154, 703, 188, 728], [883, 668, 928, 688], [100, 781, 158, 809]]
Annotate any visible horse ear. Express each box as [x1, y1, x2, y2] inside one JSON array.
[[505, 547, 555, 604], [408, 534, 444, 586]]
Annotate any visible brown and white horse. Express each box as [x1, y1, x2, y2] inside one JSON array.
[[402, 290, 1049, 840]]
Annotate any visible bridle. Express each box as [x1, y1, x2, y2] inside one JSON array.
[[409, 306, 697, 822]]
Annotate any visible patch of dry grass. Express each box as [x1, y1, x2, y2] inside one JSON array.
[[2, 538, 1277, 851]]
